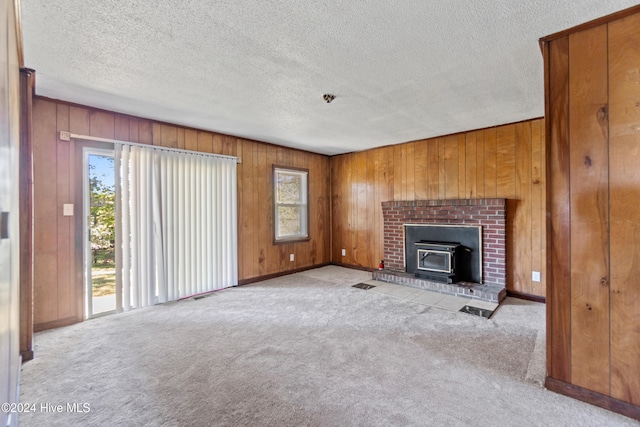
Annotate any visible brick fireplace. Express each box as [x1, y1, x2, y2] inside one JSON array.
[[381, 199, 506, 288]]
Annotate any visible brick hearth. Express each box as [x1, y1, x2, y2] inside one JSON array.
[[371, 270, 506, 303], [380, 199, 507, 288]]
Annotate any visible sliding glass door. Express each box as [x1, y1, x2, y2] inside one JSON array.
[[83, 148, 116, 318]]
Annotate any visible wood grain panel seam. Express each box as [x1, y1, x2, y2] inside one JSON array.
[[605, 21, 612, 397]]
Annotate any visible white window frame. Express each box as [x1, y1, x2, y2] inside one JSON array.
[[273, 166, 309, 243]]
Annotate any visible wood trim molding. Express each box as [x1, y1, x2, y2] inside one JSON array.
[[238, 263, 377, 286], [506, 289, 545, 304], [14, 0, 24, 67], [34, 316, 81, 333], [540, 4, 640, 43], [330, 262, 376, 273], [545, 377, 640, 421], [20, 349, 34, 362], [237, 263, 331, 286]]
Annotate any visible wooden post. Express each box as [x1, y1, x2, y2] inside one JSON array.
[[19, 68, 35, 362]]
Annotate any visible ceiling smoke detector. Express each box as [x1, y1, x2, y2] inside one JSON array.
[[323, 94, 336, 103]]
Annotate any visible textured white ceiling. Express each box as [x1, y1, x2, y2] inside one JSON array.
[[20, 0, 640, 155]]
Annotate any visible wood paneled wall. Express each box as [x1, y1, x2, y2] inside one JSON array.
[[32, 97, 330, 329], [331, 119, 546, 297], [543, 5, 640, 418]]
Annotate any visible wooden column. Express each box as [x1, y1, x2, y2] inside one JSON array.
[[19, 68, 34, 362], [567, 24, 610, 396], [542, 4, 640, 421], [608, 11, 640, 406], [544, 35, 571, 383]]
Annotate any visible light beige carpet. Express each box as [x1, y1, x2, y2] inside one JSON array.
[[19, 266, 638, 426]]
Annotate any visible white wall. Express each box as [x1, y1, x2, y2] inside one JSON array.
[[0, 1, 22, 426]]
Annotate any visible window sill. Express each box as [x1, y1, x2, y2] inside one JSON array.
[[273, 237, 310, 245]]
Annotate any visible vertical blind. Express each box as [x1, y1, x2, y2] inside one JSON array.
[[115, 144, 237, 311]]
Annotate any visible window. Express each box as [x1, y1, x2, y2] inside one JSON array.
[[273, 166, 309, 242]]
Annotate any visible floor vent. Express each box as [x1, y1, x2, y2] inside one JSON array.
[[459, 305, 494, 319], [352, 283, 376, 290]]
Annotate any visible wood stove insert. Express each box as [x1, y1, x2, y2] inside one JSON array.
[[414, 241, 471, 283], [405, 224, 482, 284]]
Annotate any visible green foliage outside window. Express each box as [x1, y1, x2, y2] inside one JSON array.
[[89, 160, 115, 266]]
